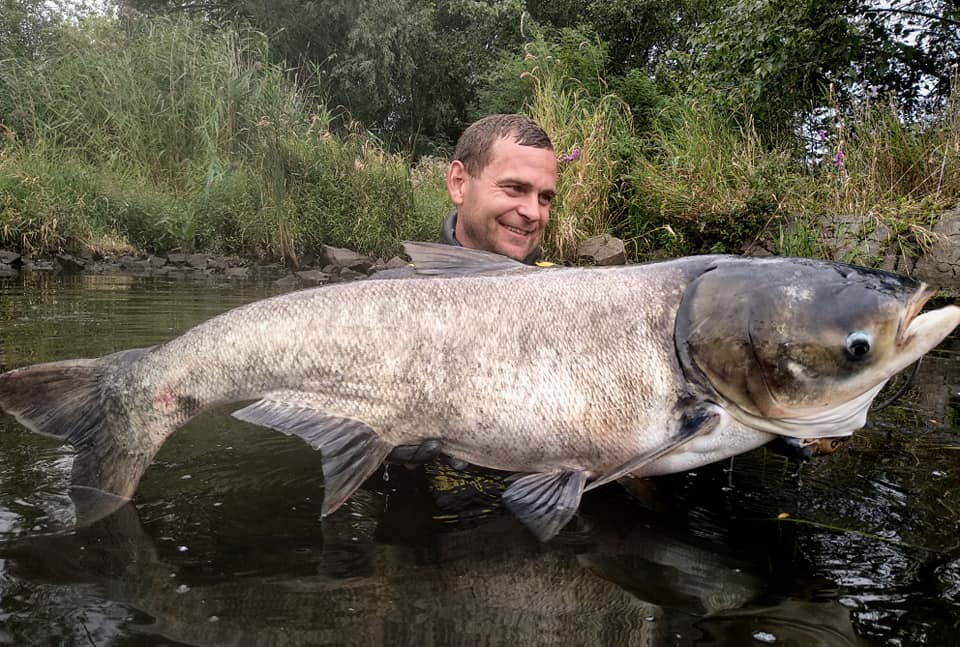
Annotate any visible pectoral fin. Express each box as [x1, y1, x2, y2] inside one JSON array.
[[502, 470, 587, 541], [585, 402, 722, 493], [232, 398, 392, 516]]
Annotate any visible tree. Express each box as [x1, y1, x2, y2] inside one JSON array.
[[121, 0, 527, 152], [0, 0, 66, 57], [687, 0, 960, 132]]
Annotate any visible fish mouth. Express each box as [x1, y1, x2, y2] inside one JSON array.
[[895, 285, 960, 362], [896, 284, 938, 349]]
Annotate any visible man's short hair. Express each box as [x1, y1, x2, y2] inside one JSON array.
[[454, 114, 553, 177]]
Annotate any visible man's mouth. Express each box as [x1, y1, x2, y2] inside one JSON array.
[[501, 224, 532, 237]]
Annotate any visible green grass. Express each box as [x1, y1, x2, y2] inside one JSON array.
[[0, 15, 446, 262], [527, 66, 636, 261], [0, 15, 957, 265], [620, 90, 960, 262]]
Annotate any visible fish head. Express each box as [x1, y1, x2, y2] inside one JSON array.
[[676, 258, 960, 437]]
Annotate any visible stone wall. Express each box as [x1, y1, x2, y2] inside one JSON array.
[[913, 206, 960, 290], [783, 206, 960, 291]]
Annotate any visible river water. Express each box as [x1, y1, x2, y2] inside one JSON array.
[[0, 271, 958, 646]]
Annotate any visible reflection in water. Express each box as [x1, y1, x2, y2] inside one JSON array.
[[0, 272, 959, 645]]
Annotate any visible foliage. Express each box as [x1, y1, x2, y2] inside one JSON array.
[[625, 98, 796, 256], [623, 87, 960, 260], [525, 65, 637, 260], [582, 0, 724, 77], [2, 3, 959, 264], [685, 0, 960, 134], [525, 0, 724, 77], [122, 0, 528, 153], [115, 1, 959, 152], [0, 15, 445, 260], [800, 87, 960, 247], [473, 26, 610, 117], [0, 0, 64, 58]]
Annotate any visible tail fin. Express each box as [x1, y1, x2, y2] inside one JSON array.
[[0, 348, 156, 525]]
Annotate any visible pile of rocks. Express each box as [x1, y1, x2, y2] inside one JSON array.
[[0, 245, 410, 287]]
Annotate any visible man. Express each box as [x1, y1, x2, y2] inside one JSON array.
[[383, 115, 558, 493], [439, 114, 557, 264]]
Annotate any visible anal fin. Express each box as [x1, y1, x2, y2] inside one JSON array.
[[232, 398, 392, 516], [502, 470, 587, 542]]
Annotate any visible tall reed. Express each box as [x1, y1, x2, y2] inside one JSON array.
[[525, 65, 634, 261], [0, 15, 444, 260]]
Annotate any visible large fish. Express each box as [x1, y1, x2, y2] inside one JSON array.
[[1, 244, 958, 541]]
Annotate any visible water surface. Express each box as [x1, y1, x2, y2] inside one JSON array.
[[1, 272, 958, 646]]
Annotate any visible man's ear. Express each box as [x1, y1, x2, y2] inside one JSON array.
[[446, 160, 467, 206]]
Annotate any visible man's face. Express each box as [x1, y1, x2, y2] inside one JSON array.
[[448, 136, 558, 261]]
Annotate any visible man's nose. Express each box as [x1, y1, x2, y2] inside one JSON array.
[[516, 193, 540, 220]]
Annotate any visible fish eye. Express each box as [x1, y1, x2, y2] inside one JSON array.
[[845, 331, 872, 360]]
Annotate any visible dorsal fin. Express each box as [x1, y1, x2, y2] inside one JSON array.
[[402, 241, 533, 277]]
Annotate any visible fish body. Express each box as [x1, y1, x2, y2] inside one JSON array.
[[1, 245, 959, 540]]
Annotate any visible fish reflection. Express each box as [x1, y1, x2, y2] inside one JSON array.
[[1, 481, 868, 647]]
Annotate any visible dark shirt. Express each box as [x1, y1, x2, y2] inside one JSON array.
[[372, 210, 541, 280], [439, 210, 542, 265]]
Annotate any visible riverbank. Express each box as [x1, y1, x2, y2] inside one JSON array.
[[3, 206, 958, 293], [0, 244, 408, 287]]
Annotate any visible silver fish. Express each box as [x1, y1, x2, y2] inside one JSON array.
[[1, 244, 958, 540]]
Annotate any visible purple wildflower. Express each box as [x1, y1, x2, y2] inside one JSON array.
[[817, 128, 826, 140], [560, 147, 581, 163], [833, 148, 845, 168]]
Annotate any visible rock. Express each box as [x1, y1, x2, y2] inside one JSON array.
[[385, 256, 409, 269], [741, 241, 775, 257], [148, 255, 168, 268], [338, 268, 366, 281], [0, 250, 22, 267], [913, 206, 960, 289], [274, 274, 300, 289], [577, 235, 626, 266], [817, 214, 895, 266], [119, 256, 151, 272], [165, 266, 195, 277], [30, 260, 55, 272], [0, 263, 18, 277], [167, 253, 188, 265], [295, 270, 331, 285], [54, 254, 87, 274], [185, 253, 209, 269], [321, 245, 374, 273], [298, 250, 319, 267], [224, 267, 250, 279]]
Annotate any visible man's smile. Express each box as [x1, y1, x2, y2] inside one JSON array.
[[501, 222, 534, 236]]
